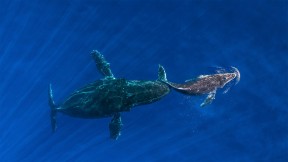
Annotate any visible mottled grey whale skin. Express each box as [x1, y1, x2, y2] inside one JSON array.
[[159, 65, 240, 107], [166, 73, 237, 95], [49, 50, 170, 140]]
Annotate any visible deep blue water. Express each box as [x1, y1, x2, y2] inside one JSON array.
[[1, 0, 287, 161]]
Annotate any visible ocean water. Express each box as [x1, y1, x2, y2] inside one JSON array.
[[0, 0, 287, 161]]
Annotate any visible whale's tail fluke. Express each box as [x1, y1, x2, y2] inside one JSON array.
[[49, 84, 57, 132], [158, 65, 167, 82], [158, 65, 179, 89]]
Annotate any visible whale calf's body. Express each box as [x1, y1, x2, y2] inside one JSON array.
[[159, 66, 240, 107]]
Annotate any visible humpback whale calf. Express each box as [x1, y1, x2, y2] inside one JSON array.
[[49, 50, 170, 140], [159, 66, 240, 107]]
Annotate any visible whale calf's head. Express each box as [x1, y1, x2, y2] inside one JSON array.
[[219, 73, 237, 87]]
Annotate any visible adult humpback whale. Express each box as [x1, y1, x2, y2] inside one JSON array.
[[49, 50, 170, 140]]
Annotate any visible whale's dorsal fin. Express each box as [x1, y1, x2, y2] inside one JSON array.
[[91, 50, 115, 79]]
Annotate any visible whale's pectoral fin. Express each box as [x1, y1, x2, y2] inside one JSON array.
[[200, 91, 216, 107], [91, 50, 115, 79], [109, 113, 123, 140]]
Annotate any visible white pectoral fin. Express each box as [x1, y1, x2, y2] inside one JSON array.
[[223, 86, 231, 94], [200, 91, 216, 107]]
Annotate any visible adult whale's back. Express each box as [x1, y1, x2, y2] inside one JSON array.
[[55, 79, 169, 119]]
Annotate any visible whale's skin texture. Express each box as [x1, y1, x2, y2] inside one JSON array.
[[167, 73, 236, 95], [57, 79, 170, 118]]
